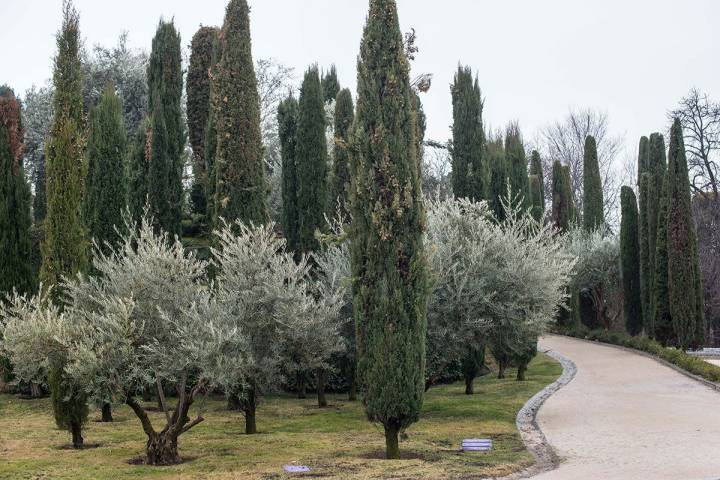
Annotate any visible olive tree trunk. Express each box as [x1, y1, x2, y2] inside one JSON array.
[[101, 403, 113, 422], [316, 369, 328, 408]]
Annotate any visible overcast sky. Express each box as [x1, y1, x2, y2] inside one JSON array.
[[2, 0, 719, 166]]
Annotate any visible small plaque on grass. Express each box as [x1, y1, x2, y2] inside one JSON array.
[[462, 438, 492, 452], [284, 465, 311, 473]]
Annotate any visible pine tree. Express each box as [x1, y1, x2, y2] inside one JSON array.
[[583, 135, 604, 231], [146, 19, 184, 236], [187, 26, 219, 216], [529, 174, 544, 223], [0, 87, 34, 296], [504, 123, 528, 208], [321, 65, 340, 104], [450, 66, 485, 201], [529, 150, 545, 210], [551, 160, 572, 232], [295, 66, 328, 254], [212, 0, 266, 226], [84, 84, 127, 253], [40, 1, 88, 448], [666, 118, 704, 349], [329, 88, 354, 218], [620, 186, 642, 335], [487, 136, 506, 222], [350, 0, 429, 459], [278, 95, 300, 252]]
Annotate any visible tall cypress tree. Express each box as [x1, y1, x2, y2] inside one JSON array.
[[350, 0, 429, 459], [504, 123, 528, 208], [620, 186, 642, 335], [529, 174, 544, 223], [84, 84, 127, 252], [583, 135, 604, 231], [146, 19, 184, 236], [204, 35, 221, 219], [40, 1, 88, 448], [329, 88, 354, 218], [187, 26, 219, 216], [450, 66, 485, 201], [666, 118, 704, 349], [551, 160, 572, 232], [212, 0, 266, 226], [321, 65, 340, 104], [529, 150, 545, 210], [637, 136, 649, 184], [487, 136, 506, 222], [278, 95, 300, 252], [638, 172, 652, 334], [295, 66, 328, 254], [0, 87, 34, 296], [127, 119, 150, 223], [653, 175, 673, 345]]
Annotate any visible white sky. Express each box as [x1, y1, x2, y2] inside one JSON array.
[[1, 0, 719, 164]]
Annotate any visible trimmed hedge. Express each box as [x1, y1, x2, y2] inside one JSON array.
[[560, 326, 720, 383]]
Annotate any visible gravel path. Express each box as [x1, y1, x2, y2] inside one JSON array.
[[532, 335, 720, 480]]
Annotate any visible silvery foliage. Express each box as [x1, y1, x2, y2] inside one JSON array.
[[425, 197, 576, 379], [564, 227, 620, 296]]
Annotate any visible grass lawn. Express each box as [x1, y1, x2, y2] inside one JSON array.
[[0, 354, 560, 480]]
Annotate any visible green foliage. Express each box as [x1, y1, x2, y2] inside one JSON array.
[[582, 135, 604, 231], [666, 118, 704, 349], [504, 123, 528, 208], [551, 160, 573, 232], [0, 88, 35, 296], [529, 150, 545, 210], [329, 88, 354, 218], [620, 186, 642, 335], [187, 26, 219, 215], [637, 136, 649, 181], [295, 66, 328, 253], [528, 175, 543, 223], [450, 66, 485, 201], [48, 357, 88, 448], [487, 136, 506, 222], [212, 0, 266, 226], [145, 19, 184, 237], [638, 173, 651, 333], [40, 1, 88, 294], [321, 65, 340, 104], [653, 176, 673, 345], [84, 84, 127, 253], [126, 119, 150, 223], [349, 0, 430, 459], [278, 95, 300, 252]]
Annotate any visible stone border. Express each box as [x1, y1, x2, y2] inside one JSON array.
[[493, 349, 577, 480]]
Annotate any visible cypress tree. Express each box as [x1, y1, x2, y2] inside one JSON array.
[[487, 137, 506, 222], [638, 173, 652, 334], [204, 35, 221, 219], [551, 160, 572, 232], [146, 19, 184, 236], [504, 123, 528, 208], [350, 0, 430, 459], [450, 66, 485, 201], [278, 95, 300, 252], [212, 0, 266, 226], [529, 174, 544, 223], [0, 87, 34, 296], [127, 119, 150, 222], [620, 186, 642, 335], [329, 88, 354, 218], [84, 84, 127, 253], [40, 1, 88, 448], [187, 26, 219, 216], [321, 65, 340, 104], [529, 150, 545, 210], [637, 136, 649, 183], [666, 118, 704, 349], [295, 66, 328, 254], [653, 176, 673, 345], [582, 135, 604, 231]]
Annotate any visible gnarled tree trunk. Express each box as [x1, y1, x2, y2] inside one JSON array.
[[316, 369, 327, 408], [145, 431, 180, 465], [101, 403, 113, 422], [464, 376, 475, 395], [242, 386, 257, 434], [517, 363, 527, 381], [70, 420, 84, 449]]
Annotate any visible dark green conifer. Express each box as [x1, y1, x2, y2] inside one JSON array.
[[551, 160, 572, 232], [450, 66, 485, 201], [529, 150, 545, 210], [127, 119, 150, 222], [504, 123, 528, 208], [278, 95, 300, 252], [329, 88, 354, 218], [529, 174, 544, 223], [653, 176, 673, 345], [639, 173, 652, 334], [487, 136, 506, 222], [637, 136, 649, 182], [212, 0, 266, 226], [321, 65, 340, 104], [349, 0, 430, 459], [295, 66, 328, 253], [582, 135, 604, 231], [620, 186, 642, 335]]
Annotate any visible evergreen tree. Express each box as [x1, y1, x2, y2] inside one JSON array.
[[551, 160, 572, 232], [278, 95, 299, 252], [33, 160, 47, 223], [349, 0, 430, 459], [187, 26, 219, 216], [146, 19, 184, 236], [0, 87, 34, 296], [666, 118, 704, 349], [321, 65, 340, 104], [653, 176, 673, 345], [637, 136, 649, 183], [504, 123, 528, 208], [487, 137, 506, 222], [638, 173, 652, 334], [529, 150, 545, 210], [84, 84, 127, 253], [583, 135, 604, 231], [295, 66, 328, 254], [204, 35, 221, 219], [127, 119, 150, 222], [620, 186, 642, 335], [450, 66, 484, 201], [329, 88, 354, 218], [529, 174, 544, 223], [212, 0, 266, 226], [40, 1, 89, 448]]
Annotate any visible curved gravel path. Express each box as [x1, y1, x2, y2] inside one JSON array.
[[532, 335, 720, 480]]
